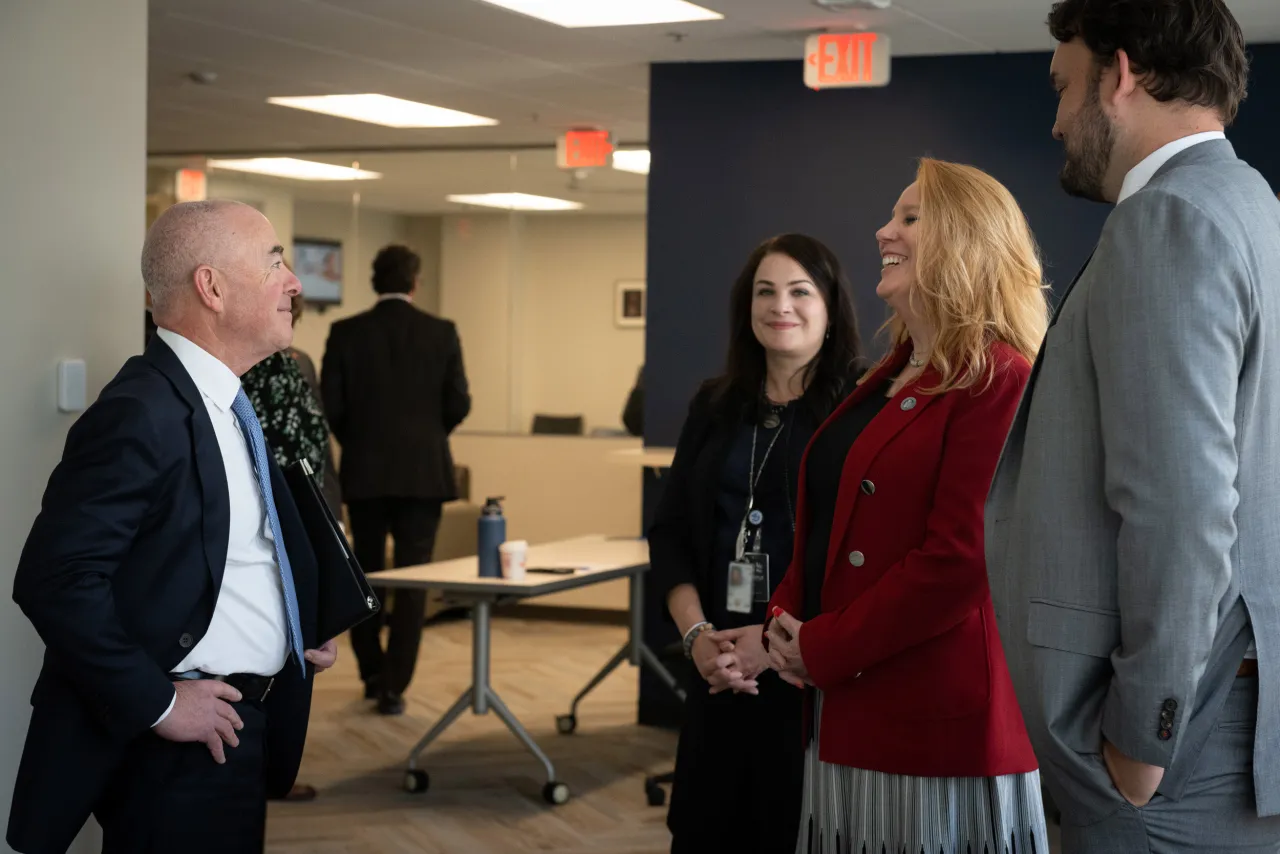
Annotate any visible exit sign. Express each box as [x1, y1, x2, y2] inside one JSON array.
[[174, 168, 207, 202], [557, 129, 613, 169], [804, 32, 891, 89]]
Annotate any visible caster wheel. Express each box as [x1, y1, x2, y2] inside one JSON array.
[[645, 782, 666, 807], [542, 781, 570, 805], [404, 769, 430, 794], [555, 714, 577, 735]]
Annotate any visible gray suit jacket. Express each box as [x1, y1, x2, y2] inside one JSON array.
[[986, 139, 1280, 823]]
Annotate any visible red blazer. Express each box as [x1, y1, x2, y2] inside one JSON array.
[[765, 340, 1038, 778]]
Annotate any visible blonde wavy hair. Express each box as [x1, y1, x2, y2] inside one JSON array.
[[869, 158, 1049, 393]]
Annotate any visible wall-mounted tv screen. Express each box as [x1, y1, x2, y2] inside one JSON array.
[[293, 237, 342, 305]]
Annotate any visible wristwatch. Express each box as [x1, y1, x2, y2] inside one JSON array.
[[682, 621, 714, 659]]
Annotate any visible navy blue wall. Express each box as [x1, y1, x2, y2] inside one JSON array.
[[644, 47, 1280, 448]]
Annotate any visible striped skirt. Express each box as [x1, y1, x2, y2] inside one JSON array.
[[797, 692, 1048, 854]]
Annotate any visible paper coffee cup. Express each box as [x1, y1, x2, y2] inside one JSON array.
[[499, 540, 528, 580]]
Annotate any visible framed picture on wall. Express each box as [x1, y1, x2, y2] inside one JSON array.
[[615, 280, 646, 328]]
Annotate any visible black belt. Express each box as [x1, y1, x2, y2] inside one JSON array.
[[172, 670, 276, 702]]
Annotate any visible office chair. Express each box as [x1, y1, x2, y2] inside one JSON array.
[[531, 414, 585, 435]]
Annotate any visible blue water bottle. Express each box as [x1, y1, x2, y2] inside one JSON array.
[[477, 497, 506, 578]]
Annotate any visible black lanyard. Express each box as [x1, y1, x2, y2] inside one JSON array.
[[742, 404, 797, 550]]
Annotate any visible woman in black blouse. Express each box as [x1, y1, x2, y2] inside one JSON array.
[[647, 233, 864, 853]]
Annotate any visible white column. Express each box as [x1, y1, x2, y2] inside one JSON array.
[[0, 1, 148, 851]]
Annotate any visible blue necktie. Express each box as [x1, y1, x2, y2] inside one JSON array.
[[231, 389, 306, 678]]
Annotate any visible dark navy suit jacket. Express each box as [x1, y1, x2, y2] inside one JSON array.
[[8, 337, 319, 854]]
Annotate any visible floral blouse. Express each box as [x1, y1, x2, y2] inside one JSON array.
[[241, 350, 330, 486]]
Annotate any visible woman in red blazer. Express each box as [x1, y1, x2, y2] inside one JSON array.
[[764, 159, 1051, 854]]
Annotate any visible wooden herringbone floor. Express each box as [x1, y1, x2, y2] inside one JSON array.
[[265, 615, 678, 853]]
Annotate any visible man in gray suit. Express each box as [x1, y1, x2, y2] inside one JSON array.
[[986, 1, 1280, 850]]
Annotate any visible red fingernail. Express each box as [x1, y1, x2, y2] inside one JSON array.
[[772, 607, 782, 617]]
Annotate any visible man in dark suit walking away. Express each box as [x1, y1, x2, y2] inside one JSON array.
[[322, 245, 471, 715], [8, 199, 338, 854]]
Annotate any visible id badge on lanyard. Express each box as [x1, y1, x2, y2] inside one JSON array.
[[727, 509, 770, 614], [726, 407, 789, 615]]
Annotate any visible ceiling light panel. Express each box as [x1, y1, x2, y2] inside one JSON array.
[[447, 192, 583, 211], [611, 149, 650, 174], [474, 0, 722, 28], [267, 94, 497, 128], [207, 158, 382, 181]]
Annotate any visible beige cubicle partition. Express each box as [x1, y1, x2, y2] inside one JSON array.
[[448, 433, 644, 611]]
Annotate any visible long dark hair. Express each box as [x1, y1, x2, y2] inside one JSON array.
[[708, 233, 863, 423]]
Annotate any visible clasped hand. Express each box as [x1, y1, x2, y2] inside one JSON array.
[[691, 625, 769, 695], [765, 608, 813, 689]]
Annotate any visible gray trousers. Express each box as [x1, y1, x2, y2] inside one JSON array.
[[1062, 677, 1280, 853]]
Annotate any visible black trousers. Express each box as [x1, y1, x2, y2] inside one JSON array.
[[667, 669, 805, 853], [347, 497, 443, 695], [96, 700, 268, 854]]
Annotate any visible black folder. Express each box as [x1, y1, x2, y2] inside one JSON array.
[[284, 459, 380, 643]]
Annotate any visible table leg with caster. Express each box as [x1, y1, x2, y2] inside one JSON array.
[[638, 641, 685, 702], [403, 596, 568, 804], [557, 568, 686, 735], [403, 686, 472, 793], [628, 569, 685, 700], [557, 645, 628, 735], [404, 598, 494, 795], [486, 687, 570, 805]]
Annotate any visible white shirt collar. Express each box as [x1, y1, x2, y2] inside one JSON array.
[[155, 327, 242, 413], [1117, 131, 1226, 204], [377, 293, 413, 303]]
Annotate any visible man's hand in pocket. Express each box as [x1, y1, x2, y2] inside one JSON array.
[[1102, 739, 1164, 807]]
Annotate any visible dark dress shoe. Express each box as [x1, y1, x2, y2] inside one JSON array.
[[283, 784, 317, 802], [363, 678, 380, 700], [377, 693, 405, 715]]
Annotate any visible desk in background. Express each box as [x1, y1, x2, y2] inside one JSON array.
[[609, 446, 676, 469]]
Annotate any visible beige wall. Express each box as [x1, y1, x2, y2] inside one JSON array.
[[442, 214, 646, 435], [403, 215, 443, 315], [449, 434, 643, 610], [0, 0, 148, 850], [525, 216, 645, 434], [440, 215, 518, 432]]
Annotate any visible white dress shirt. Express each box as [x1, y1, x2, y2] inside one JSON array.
[[1115, 131, 1255, 660], [1117, 131, 1226, 204], [153, 329, 290, 724]]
